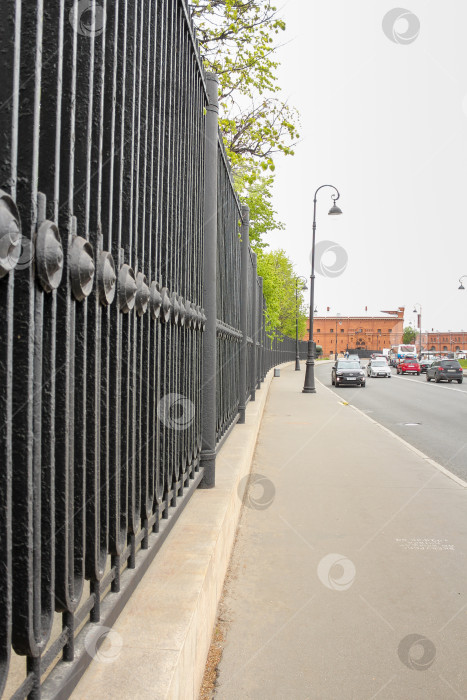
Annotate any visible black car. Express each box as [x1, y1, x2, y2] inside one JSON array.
[[419, 359, 434, 373], [331, 360, 366, 387], [426, 360, 463, 384]]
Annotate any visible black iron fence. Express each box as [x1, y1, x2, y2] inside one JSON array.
[[0, 1, 306, 698]]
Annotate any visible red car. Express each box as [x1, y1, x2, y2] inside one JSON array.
[[397, 358, 421, 375]]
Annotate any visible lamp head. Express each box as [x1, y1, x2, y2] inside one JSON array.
[[459, 283, 465, 290], [328, 203, 343, 216]]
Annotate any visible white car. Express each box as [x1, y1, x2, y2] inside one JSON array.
[[367, 359, 392, 378]]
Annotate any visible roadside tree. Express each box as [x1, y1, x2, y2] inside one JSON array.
[[402, 326, 417, 344]]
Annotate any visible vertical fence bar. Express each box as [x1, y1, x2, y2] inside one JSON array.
[[200, 71, 218, 488], [250, 252, 257, 402], [257, 276, 264, 389], [0, 0, 18, 691], [238, 204, 249, 423]]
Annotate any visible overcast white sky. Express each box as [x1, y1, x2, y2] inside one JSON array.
[[267, 0, 467, 332]]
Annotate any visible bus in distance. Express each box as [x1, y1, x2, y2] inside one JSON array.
[[391, 344, 417, 359]]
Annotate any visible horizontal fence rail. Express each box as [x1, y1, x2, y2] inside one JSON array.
[[0, 2, 306, 698]]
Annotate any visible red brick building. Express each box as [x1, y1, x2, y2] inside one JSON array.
[[303, 308, 405, 356], [420, 332, 467, 353]]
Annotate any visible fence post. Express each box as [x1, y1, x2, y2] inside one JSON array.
[[200, 72, 219, 489], [250, 253, 257, 402], [238, 205, 250, 423], [257, 276, 264, 388]]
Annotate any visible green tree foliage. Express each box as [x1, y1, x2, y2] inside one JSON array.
[[256, 249, 307, 337], [191, 1, 302, 337], [191, 0, 300, 171], [402, 326, 417, 344], [234, 165, 284, 251]]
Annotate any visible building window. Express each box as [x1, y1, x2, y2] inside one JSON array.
[[316, 329, 320, 333], [340, 328, 344, 333], [443, 346, 448, 351], [377, 329, 381, 333], [330, 328, 334, 333]]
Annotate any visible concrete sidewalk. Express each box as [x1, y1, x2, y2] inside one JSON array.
[[213, 364, 467, 699]]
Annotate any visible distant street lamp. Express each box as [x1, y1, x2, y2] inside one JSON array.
[[413, 303, 422, 355], [295, 276, 308, 371], [458, 275, 467, 290], [335, 317, 342, 359], [303, 185, 342, 393]]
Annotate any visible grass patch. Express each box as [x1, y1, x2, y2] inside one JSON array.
[[459, 359, 467, 368]]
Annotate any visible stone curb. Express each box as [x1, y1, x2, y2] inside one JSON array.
[[71, 363, 291, 700]]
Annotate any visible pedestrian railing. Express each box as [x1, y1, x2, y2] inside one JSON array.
[[0, 1, 306, 698]]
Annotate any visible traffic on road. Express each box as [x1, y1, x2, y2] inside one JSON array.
[[316, 353, 467, 481], [328, 353, 465, 388]]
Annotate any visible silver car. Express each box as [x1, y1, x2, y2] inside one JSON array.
[[367, 359, 391, 378]]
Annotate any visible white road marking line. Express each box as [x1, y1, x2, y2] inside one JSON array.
[[393, 374, 467, 394], [349, 402, 467, 490], [315, 377, 467, 490]]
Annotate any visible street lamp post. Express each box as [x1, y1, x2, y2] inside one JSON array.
[[303, 185, 342, 393], [458, 279, 467, 355], [413, 303, 422, 356], [335, 317, 342, 359], [295, 276, 308, 371]]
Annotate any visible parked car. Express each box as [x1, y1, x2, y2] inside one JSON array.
[[348, 354, 360, 361], [419, 358, 434, 373], [396, 358, 420, 375], [367, 359, 391, 378], [426, 360, 463, 384], [331, 360, 366, 387]]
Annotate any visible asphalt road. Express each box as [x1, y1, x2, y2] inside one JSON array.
[[315, 360, 467, 482]]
